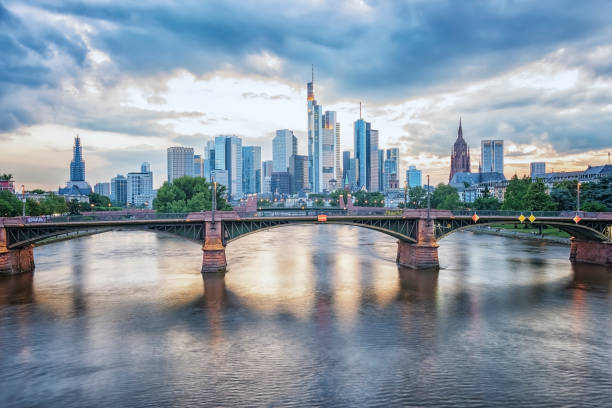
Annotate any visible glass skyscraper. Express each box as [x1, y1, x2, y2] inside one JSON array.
[[273, 130, 297, 173], [70, 135, 85, 182], [354, 119, 380, 192], [242, 146, 262, 194], [214, 135, 243, 200], [407, 165, 422, 188], [481, 140, 504, 174]]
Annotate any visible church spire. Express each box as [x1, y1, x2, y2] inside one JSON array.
[[458, 117, 463, 139]]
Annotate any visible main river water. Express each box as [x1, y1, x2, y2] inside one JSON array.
[[0, 226, 610, 407]]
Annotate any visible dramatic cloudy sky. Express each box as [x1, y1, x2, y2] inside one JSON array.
[[2, 0, 612, 189]]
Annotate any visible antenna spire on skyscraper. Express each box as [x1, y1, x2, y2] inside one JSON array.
[[312, 64, 314, 83], [359, 101, 362, 119]]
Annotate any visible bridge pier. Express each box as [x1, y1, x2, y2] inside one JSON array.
[[569, 238, 612, 266], [202, 221, 227, 273], [396, 219, 439, 269], [1, 226, 35, 276]]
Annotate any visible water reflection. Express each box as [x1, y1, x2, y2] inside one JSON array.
[[0, 228, 611, 408]]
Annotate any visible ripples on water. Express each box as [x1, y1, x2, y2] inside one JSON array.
[[0, 226, 611, 407]]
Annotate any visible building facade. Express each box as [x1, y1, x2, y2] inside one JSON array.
[[127, 162, 154, 208], [383, 148, 399, 192], [449, 119, 471, 182], [406, 166, 422, 188], [242, 146, 262, 194], [94, 182, 110, 197], [273, 130, 297, 173], [481, 140, 504, 174], [289, 154, 309, 194], [110, 174, 127, 206], [530, 162, 546, 179], [214, 135, 243, 200], [354, 119, 380, 192], [167, 147, 194, 183]]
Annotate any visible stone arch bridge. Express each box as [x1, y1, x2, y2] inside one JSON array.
[[1, 209, 610, 275]]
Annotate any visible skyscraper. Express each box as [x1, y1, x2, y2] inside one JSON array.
[[214, 135, 243, 200], [127, 162, 154, 208], [342, 151, 351, 189], [193, 154, 204, 177], [383, 148, 399, 191], [59, 135, 92, 196], [354, 118, 380, 192], [449, 119, 471, 182], [94, 182, 110, 197], [273, 130, 297, 172], [378, 149, 384, 192], [481, 140, 504, 174], [70, 135, 85, 182], [407, 165, 422, 188], [307, 70, 339, 193], [242, 146, 262, 194], [289, 154, 309, 194], [167, 147, 194, 183]]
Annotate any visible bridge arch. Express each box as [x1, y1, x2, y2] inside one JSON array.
[[434, 219, 610, 242], [221, 218, 419, 244]]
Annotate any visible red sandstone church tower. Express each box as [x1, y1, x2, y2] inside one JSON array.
[[449, 118, 471, 181]]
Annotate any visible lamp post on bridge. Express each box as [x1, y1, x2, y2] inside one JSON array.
[[577, 182, 581, 213], [403, 180, 408, 209], [211, 176, 217, 229], [21, 185, 25, 217], [426, 175, 431, 221]]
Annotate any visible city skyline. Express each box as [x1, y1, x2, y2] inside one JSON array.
[[2, 1, 612, 190]]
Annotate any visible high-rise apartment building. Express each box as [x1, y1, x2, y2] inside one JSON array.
[[407, 165, 422, 188], [167, 146, 194, 183], [110, 174, 127, 206], [481, 140, 504, 174], [242, 146, 262, 194], [273, 130, 297, 172], [127, 162, 154, 208], [530, 162, 546, 179], [213, 135, 243, 200], [449, 119, 471, 181]]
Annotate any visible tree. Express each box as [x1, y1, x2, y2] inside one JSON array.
[[550, 180, 578, 210], [502, 175, 531, 210], [67, 199, 82, 215], [581, 176, 612, 211], [88, 192, 111, 208], [582, 201, 607, 212], [29, 189, 46, 195], [26, 199, 42, 216], [525, 178, 556, 211], [407, 186, 427, 208], [0, 190, 22, 216], [153, 176, 232, 213], [431, 184, 462, 210], [472, 196, 501, 210], [39, 194, 68, 215], [0, 173, 13, 181], [353, 191, 385, 207]]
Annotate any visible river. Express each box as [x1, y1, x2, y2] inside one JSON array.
[[1, 226, 611, 407]]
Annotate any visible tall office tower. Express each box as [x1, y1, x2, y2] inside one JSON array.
[[273, 130, 297, 172], [242, 146, 262, 194], [271, 172, 291, 195], [321, 111, 338, 191], [70, 135, 85, 182], [369, 130, 380, 192], [449, 118, 471, 181], [110, 174, 127, 206], [193, 154, 204, 177], [204, 140, 216, 180], [127, 162, 154, 208], [406, 165, 422, 188], [306, 69, 337, 193], [167, 146, 194, 183], [530, 162, 546, 179], [481, 140, 504, 174], [289, 154, 309, 194], [383, 148, 399, 191], [348, 158, 358, 190], [213, 135, 243, 200], [94, 182, 110, 197], [378, 149, 384, 192]]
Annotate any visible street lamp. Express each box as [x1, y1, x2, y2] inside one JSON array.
[[21, 185, 25, 216], [577, 182, 581, 212], [403, 180, 408, 208]]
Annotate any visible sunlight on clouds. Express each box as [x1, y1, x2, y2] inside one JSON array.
[[246, 51, 284, 74]]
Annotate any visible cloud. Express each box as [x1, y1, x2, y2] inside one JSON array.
[[241, 92, 291, 100]]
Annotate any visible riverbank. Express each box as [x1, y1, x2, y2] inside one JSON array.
[[34, 229, 112, 247], [470, 226, 570, 244]]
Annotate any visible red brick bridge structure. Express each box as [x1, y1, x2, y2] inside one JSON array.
[[1, 206, 611, 276]]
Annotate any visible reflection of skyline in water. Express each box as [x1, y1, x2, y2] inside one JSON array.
[[0, 227, 611, 407]]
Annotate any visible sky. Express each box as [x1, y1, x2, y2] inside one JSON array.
[[2, 0, 612, 190]]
